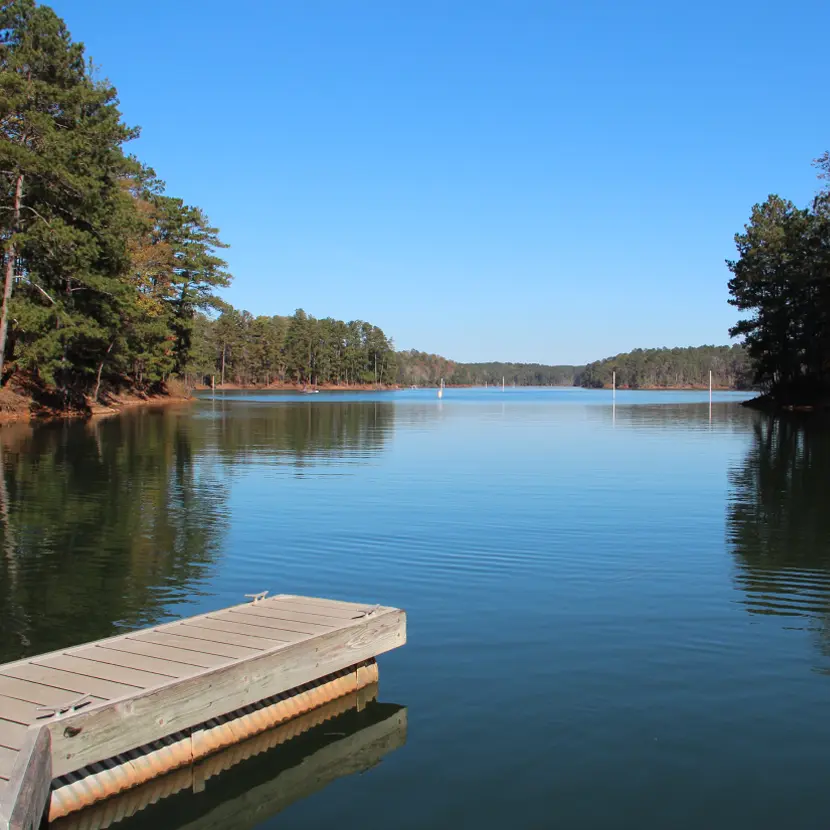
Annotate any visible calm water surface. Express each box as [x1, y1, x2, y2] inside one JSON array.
[[1, 388, 830, 828]]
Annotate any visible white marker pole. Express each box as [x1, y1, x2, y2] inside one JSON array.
[[612, 370, 616, 399], [709, 369, 713, 423]]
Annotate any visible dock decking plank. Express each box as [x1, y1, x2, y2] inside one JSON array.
[[0, 675, 106, 708], [33, 655, 170, 689], [5, 662, 140, 700], [0, 719, 28, 751], [0, 746, 17, 779], [264, 598, 366, 621], [279, 594, 371, 613], [0, 697, 45, 728], [169, 623, 278, 651], [182, 618, 295, 645], [70, 646, 202, 679], [229, 603, 338, 628], [224, 610, 329, 637], [101, 639, 230, 670], [130, 631, 259, 660]]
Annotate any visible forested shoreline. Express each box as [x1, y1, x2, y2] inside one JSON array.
[[192, 309, 750, 390], [578, 345, 752, 390], [1, 1, 231, 414]]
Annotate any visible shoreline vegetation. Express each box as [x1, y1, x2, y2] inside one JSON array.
[[726, 154, 830, 411]]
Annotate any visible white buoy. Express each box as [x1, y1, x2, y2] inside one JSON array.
[[438, 378, 443, 399], [612, 370, 616, 399], [502, 376, 505, 392]]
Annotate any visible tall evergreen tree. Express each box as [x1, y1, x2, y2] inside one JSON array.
[[0, 0, 137, 394], [727, 166, 830, 405]]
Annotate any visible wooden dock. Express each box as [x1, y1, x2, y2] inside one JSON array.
[[0, 594, 406, 829]]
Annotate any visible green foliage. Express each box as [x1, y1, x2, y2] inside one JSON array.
[[578, 345, 752, 389], [190, 307, 397, 387], [0, 1, 231, 401], [727, 166, 830, 404], [395, 351, 580, 386]]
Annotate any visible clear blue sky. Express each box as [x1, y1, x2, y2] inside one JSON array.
[[50, 0, 830, 364]]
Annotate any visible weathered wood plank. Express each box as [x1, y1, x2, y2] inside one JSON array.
[[0, 721, 28, 752], [0, 676, 106, 708], [0, 726, 51, 830], [48, 609, 406, 777], [4, 662, 139, 700], [0, 596, 339, 678], [228, 603, 337, 629], [130, 631, 258, 660], [0, 697, 42, 727], [177, 619, 291, 646], [199, 616, 300, 641], [33, 655, 165, 689], [278, 594, 372, 613], [71, 646, 201, 679], [264, 598, 365, 621], [0, 746, 16, 779], [224, 609, 328, 637], [169, 623, 277, 651], [102, 639, 230, 670]]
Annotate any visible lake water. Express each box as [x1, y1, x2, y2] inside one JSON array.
[[2, 388, 830, 829]]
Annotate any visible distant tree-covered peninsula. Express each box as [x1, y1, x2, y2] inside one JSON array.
[[187, 308, 751, 390]]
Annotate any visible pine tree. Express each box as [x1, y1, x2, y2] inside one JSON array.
[[0, 0, 138, 396]]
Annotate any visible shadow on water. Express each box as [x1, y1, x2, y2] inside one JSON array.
[[0, 402, 398, 662], [51, 691, 407, 830], [727, 413, 830, 665]]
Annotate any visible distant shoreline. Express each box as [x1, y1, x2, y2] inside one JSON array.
[[195, 382, 401, 392], [197, 382, 748, 392]]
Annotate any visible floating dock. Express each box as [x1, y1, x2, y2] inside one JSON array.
[[0, 594, 406, 829]]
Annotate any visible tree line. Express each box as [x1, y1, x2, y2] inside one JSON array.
[[188, 307, 397, 387], [1, 1, 229, 405], [577, 345, 752, 389], [728, 154, 830, 406], [395, 351, 579, 386]]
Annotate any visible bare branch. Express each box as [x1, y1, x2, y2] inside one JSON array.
[[0, 205, 52, 226], [15, 277, 55, 305]]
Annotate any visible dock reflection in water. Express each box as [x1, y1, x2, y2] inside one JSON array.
[[51, 687, 406, 830]]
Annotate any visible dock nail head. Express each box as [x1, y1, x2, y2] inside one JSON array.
[[245, 590, 268, 605]]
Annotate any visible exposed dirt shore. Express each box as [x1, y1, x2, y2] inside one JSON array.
[[0, 387, 192, 425]]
